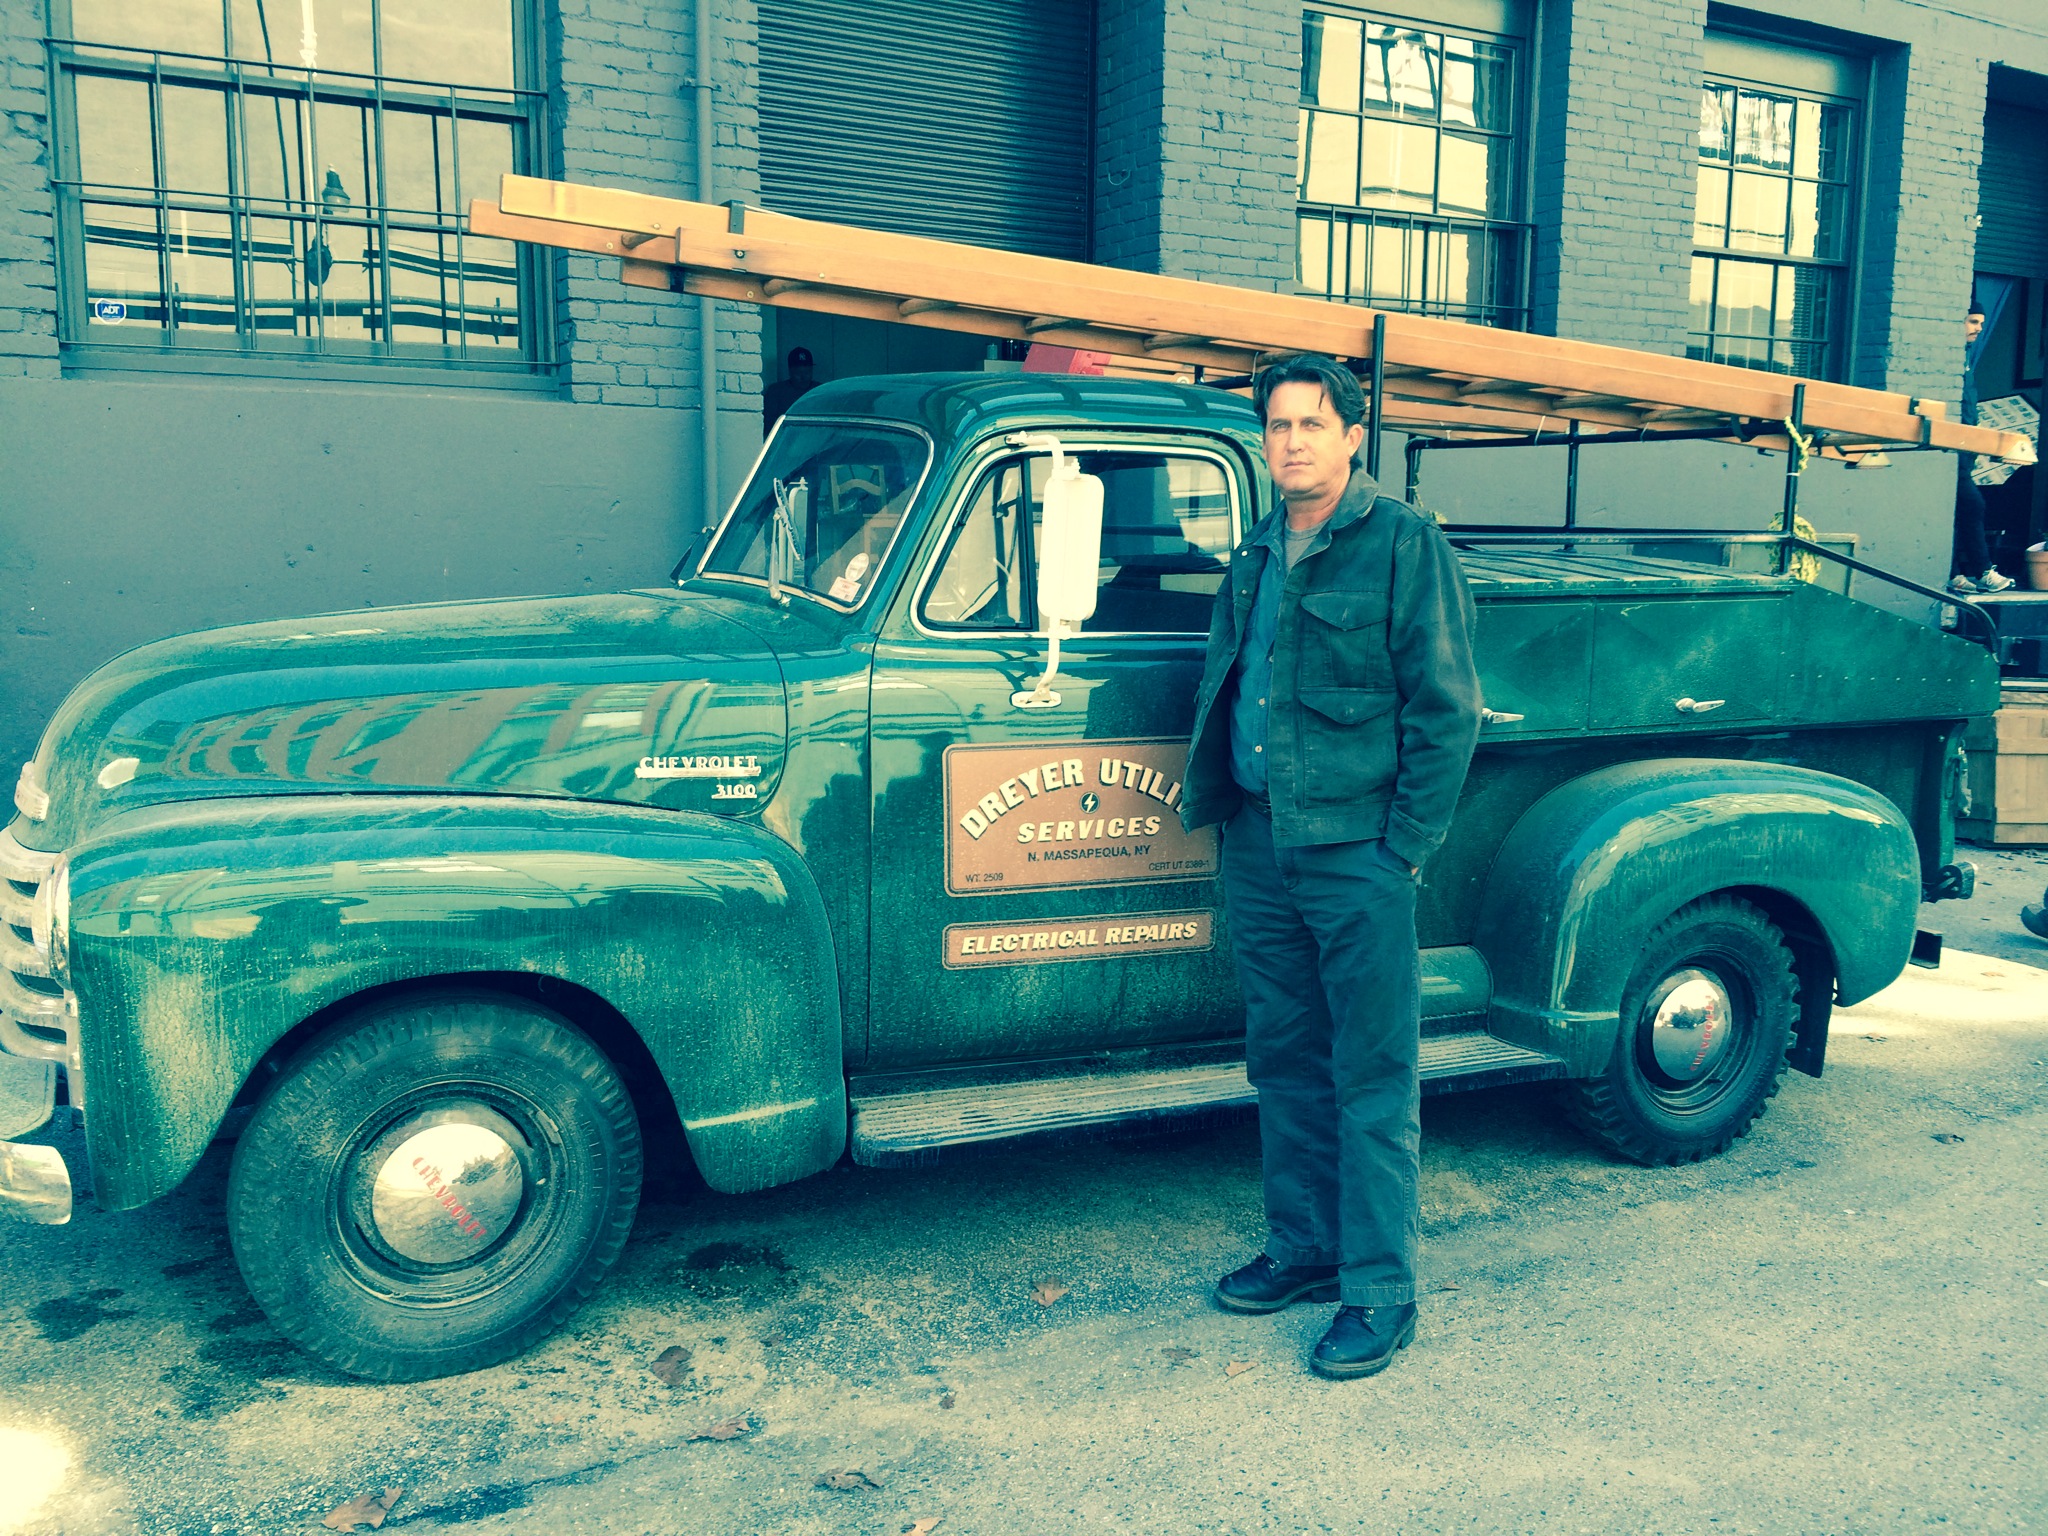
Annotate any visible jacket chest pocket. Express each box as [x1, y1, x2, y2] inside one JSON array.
[[1296, 587, 1392, 690]]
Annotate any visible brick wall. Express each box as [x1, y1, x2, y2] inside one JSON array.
[[1857, 43, 1987, 406], [549, 0, 761, 410], [0, 2, 56, 378], [1529, 0, 1705, 354], [1094, 0, 1298, 290]]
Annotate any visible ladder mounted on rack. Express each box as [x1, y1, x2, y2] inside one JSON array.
[[469, 173, 2032, 467]]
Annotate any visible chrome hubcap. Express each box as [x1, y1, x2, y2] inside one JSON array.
[[369, 1121, 525, 1265], [1645, 968, 1734, 1084]]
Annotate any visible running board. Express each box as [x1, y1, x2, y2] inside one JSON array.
[[849, 1031, 1566, 1166]]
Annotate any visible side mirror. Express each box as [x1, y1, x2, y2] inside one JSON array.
[[1015, 439, 1104, 708], [1036, 452, 1105, 627]]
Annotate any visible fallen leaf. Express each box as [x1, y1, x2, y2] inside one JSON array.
[[650, 1345, 692, 1385], [321, 1487, 404, 1532], [1932, 1133, 1966, 1144], [1224, 1360, 1256, 1378], [1160, 1346, 1198, 1366], [814, 1468, 882, 1491], [905, 1520, 944, 1535], [1030, 1280, 1070, 1308], [760, 1332, 784, 1349], [938, 1391, 956, 1409], [1863, 1034, 1887, 1043], [686, 1414, 755, 1442]]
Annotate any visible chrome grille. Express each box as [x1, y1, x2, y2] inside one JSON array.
[[0, 828, 79, 1099]]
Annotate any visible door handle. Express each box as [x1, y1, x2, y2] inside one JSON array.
[[1480, 707, 1525, 726], [1674, 697, 1726, 714]]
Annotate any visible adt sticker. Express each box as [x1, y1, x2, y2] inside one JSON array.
[[92, 299, 126, 323]]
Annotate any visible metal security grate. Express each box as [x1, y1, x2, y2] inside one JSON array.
[[756, 0, 1094, 261]]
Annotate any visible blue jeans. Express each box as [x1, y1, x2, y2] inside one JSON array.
[[1221, 803, 1420, 1307]]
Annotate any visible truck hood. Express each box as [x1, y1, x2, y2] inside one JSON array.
[[13, 591, 788, 851]]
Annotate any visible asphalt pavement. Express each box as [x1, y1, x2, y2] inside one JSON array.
[[2, 855, 2045, 1535]]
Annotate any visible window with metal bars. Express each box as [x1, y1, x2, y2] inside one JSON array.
[[46, 0, 549, 376], [1688, 76, 1857, 380], [1295, 6, 1529, 328]]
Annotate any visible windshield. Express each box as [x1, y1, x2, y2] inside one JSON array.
[[702, 420, 930, 607]]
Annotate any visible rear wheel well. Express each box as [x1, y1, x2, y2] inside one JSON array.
[[234, 973, 697, 1194], [1725, 885, 1836, 1077]]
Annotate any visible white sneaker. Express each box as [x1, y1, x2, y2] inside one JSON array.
[[1977, 568, 2016, 593], [1947, 573, 1982, 595]]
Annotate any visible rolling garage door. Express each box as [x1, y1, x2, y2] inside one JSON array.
[[1977, 100, 2048, 278], [757, 0, 1094, 260]]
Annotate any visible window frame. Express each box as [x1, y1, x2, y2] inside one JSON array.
[[1688, 40, 1867, 383], [910, 436, 1248, 642], [1293, 1, 1533, 330], [43, 0, 556, 386], [696, 415, 939, 616]]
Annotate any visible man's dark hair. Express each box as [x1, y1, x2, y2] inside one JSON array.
[[1252, 354, 1369, 468]]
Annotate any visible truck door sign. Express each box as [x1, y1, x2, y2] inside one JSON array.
[[944, 909, 1215, 968], [942, 738, 1219, 895]]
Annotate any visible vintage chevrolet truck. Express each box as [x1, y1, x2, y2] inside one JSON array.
[[6, 177, 2022, 1379], [0, 367, 1996, 1380]]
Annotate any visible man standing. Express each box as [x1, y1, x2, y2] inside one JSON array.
[[1181, 353, 1481, 1379], [762, 346, 818, 430], [1950, 300, 2014, 595]]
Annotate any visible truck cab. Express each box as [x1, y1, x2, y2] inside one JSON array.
[[0, 371, 1995, 1381]]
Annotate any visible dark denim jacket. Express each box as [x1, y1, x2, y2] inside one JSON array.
[[1180, 470, 1482, 865]]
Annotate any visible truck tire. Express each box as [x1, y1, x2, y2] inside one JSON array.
[[226, 991, 642, 1381], [1566, 895, 1796, 1166]]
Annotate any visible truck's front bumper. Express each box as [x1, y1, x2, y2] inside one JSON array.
[[1, 827, 77, 1223], [0, 1056, 70, 1222]]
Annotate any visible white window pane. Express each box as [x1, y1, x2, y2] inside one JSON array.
[[1301, 13, 1362, 110], [74, 74, 154, 191], [1695, 165, 1729, 245], [1734, 91, 1793, 171], [1301, 111, 1359, 204], [83, 202, 164, 329], [1359, 120, 1435, 213], [1728, 171, 1788, 253], [380, 0, 514, 89], [167, 209, 236, 331], [73, 0, 223, 57], [1439, 133, 1502, 218], [160, 85, 230, 197]]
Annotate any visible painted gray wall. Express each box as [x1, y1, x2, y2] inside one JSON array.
[[0, 376, 760, 771]]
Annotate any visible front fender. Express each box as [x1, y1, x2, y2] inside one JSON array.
[[65, 795, 845, 1210], [1474, 759, 1918, 1075]]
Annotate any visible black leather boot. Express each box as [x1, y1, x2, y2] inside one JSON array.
[[2022, 902, 2048, 941], [1309, 1302, 1417, 1378], [1212, 1253, 1340, 1314]]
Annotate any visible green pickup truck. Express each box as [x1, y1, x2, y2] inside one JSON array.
[[1, 372, 1993, 1380]]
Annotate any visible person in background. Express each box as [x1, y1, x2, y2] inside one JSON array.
[[763, 346, 818, 430], [1949, 301, 2014, 596]]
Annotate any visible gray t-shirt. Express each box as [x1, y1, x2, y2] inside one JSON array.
[[1283, 523, 1319, 572]]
